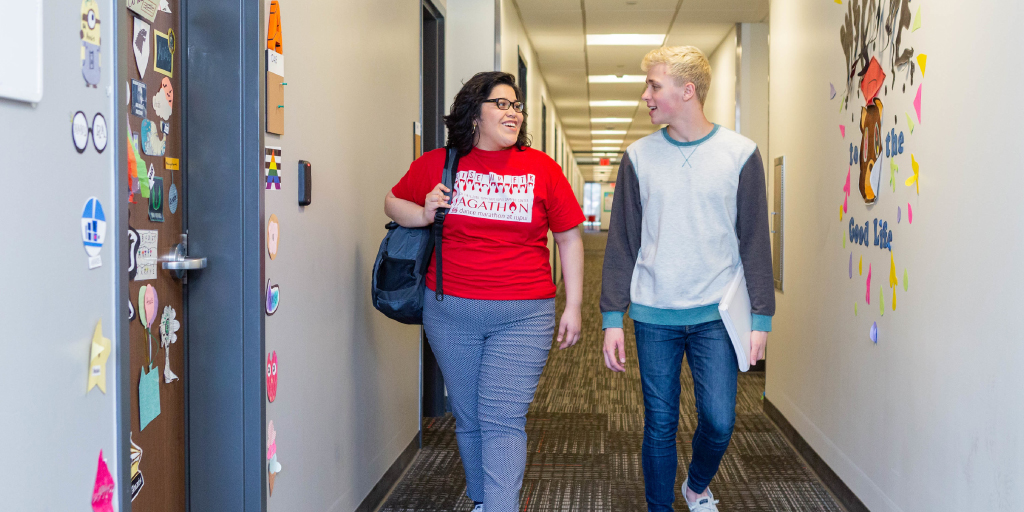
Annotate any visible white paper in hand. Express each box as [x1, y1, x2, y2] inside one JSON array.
[[718, 267, 752, 372]]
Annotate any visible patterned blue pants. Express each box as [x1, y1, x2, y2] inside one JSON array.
[[423, 291, 555, 512]]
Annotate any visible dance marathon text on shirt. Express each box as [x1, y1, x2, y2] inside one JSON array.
[[450, 170, 536, 223]]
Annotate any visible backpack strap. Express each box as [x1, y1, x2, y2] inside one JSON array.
[[433, 147, 460, 301]]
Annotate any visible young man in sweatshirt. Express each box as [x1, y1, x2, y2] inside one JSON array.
[[600, 46, 775, 512]]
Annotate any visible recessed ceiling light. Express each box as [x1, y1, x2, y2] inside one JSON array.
[[590, 100, 639, 107], [591, 117, 632, 123], [591, 139, 624, 144], [593, 146, 621, 151], [587, 34, 664, 46], [589, 75, 647, 83], [592, 130, 627, 135]]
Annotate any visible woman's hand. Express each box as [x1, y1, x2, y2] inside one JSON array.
[[557, 305, 581, 349], [421, 183, 452, 225]]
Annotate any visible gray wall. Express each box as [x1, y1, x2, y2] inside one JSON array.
[[768, 0, 1024, 509], [260, 0, 423, 509], [0, 0, 121, 508]]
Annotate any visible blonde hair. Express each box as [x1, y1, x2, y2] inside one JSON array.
[[641, 46, 712, 105]]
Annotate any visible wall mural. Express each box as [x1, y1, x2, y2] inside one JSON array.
[[836, 0, 924, 342]]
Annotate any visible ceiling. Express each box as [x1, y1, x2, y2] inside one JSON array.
[[513, 0, 768, 182]]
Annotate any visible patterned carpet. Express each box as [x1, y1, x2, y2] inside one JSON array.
[[380, 232, 841, 511]]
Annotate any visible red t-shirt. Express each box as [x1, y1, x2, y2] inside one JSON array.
[[391, 146, 584, 300]]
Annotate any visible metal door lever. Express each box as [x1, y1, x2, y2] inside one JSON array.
[[161, 234, 207, 281]]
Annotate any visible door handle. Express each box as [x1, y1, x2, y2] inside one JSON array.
[[161, 238, 207, 280]]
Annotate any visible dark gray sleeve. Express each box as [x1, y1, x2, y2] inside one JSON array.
[[736, 148, 776, 329], [600, 153, 643, 329]]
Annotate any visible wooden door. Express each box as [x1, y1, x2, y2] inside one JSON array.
[[125, 1, 186, 509]]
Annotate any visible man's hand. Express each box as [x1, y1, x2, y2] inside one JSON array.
[[603, 328, 627, 372], [750, 330, 768, 366]]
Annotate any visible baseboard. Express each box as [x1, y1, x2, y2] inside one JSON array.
[[763, 398, 869, 512], [356, 434, 419, 512]]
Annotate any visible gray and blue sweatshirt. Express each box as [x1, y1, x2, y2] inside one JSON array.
[[600, 124, 776, 331]]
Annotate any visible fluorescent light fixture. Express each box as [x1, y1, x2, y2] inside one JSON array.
[[587, 34, 664, 46], [590, 100, 640, 107], [589, 75, 648, 83], [592, 146, 620, 151], [592, 130, 627, 135], [591, 117, 632, 123], [591, 139, 623, 144]]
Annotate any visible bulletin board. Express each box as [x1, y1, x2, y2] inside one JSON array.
[[124, 0, 187, 508]]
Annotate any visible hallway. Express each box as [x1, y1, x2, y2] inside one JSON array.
[[381, 233, 841, 511]]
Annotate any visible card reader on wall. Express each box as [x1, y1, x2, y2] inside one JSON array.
[[298, 160, 312, 206]]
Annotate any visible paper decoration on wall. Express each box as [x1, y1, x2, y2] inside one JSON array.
[[897, 206, 901, 223], [81, 0, 102, 88], [267, 420, 277, 460], [87, 320, 111, 393], [141, 119, 165, 156], [879, 286, 884, 316], [903, 269, 908, 291], [905, 154, 919, 193], [91, 451, 115, 512], [268, 1, 283, 52], [267, 351, 278, 402], [860, 57, 884, 103], [139, 365, 161, 430], [159, 0, 171, 14], [130, 80, 146, 117], [842, 167, 850, 212], [81, 197, 106, 269], [153, 29, 175, 77], [913, 84, 922, 123], [266, 3, 285, 134], [72, 112, 108, 154], [265, 147, 282, 189], [127, 0, 159, 22], [266, 279, 280, 315], [916, 54, 927, 75], [858, 98, 883, 204], [907, 203, 913, 224], [839, 125, 845, 138], [267, 214, 280, 259], [267, 418, 282, 495], [859, 256, 862, 275], [149, 177, 164, 222], [829, 82, 836, 100], [132, 18, 151, 79], [160, 306, 180, 383], [152, 77, 173, 120], [139, 284, 159, 366], [889, 158, 898, 191], [129, 434, 144, 501], [912, 6, 921, 32], [869, 322, 878, 344], [889, 253, 898, 311], [906, 113, 914, 134], [136, 230, 158, 280], [865, 264, 872, 304], [848, 253, 852, 279]]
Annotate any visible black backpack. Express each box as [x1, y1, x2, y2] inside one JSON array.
[[371, 147, 460, 324]]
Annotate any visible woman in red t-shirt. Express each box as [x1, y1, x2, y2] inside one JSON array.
[[385, 72, 584, 512]]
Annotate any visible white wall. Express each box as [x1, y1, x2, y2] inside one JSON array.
[[738, 23, 769, 175], [768, 1, 1024, 510], [704, 26, 737, 130], [0, 0, 120, 508], [446, 0, 498, 113], [260, 0, 423, 509]]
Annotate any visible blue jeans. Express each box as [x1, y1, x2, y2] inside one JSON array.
[[634, 320, 738, 511]]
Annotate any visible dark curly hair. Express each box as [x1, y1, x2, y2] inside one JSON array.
[[445, 71, 530, 155]]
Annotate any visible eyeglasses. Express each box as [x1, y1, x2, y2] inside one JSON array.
[[71, 111, 108, 154], [483, 98, 524, 113]]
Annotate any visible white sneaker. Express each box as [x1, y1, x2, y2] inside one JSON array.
[[471, 504, 484, 512], [683, 478, 720, 512]]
